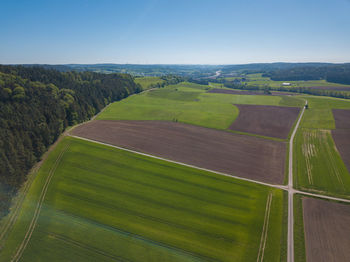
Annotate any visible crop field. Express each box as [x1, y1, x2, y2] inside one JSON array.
[[0, 137, 286, 262], [208, 88, 298, 96], [294, 96, 350, 197], [294, 128, 350, 197], [225, 73, 350, 89], [229, 104, 300, 139], [303, 197, 350, 262], [293, 195, 306, 262], [71, 120, 286, 184], [98, 82, 304, 130], [134, 76, 165, 90], [299, 96, 350, 129]]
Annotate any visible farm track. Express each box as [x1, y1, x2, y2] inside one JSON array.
[[11, 143, 70, 262], [0, 130, 71, 247], [287, 101, 306, 262], [256, 193, 273, 262]]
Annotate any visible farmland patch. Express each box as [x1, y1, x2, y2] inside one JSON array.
[[332, 109, 350, 173], [295, 129, 350, 197], [229, 104, 300, 139], [208, 88, 297, 96], [0, 137, 286, 262], [303, 198, 350, 262], [71, 120, 286, 184]]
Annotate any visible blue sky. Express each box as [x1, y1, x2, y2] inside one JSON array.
[[1, 0, 350, 64]]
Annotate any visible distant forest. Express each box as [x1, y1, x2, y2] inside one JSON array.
[[262, 64, 350, 85], [0, 65, 142, 216]]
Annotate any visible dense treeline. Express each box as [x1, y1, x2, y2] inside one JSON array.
[[263, 64, 350, 84], [0, 65, 142, 216]]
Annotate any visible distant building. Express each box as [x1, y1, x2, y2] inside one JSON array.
[[282, 82, 291, 86]]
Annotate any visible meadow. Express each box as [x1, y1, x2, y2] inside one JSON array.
[[98, 82, 304, 130], [0, 137, 286, 262], [134, 76, 165, 90]]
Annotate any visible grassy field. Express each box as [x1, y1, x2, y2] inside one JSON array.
[[225, 73, 350, 89], [294, 128, 350, 198], [294, 96, 350, 198], [300, 96, 350, 129], [0, 137, 286, 262], [134, 77, 165, 90], [98, 82, 304, 130], [294, 194, 306, 262]]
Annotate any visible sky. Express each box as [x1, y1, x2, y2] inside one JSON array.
[[1, 0, 350, 64]]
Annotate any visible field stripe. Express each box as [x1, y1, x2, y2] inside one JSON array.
[[11, 143, 70, 262], [256, 193, 273, 262], [46, 232, 128, 262]]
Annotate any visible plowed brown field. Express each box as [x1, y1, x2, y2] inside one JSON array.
[[332, 109, 350, 171], [229, 104, 300, 139], [303, 197, 350, 262], [71, 120, 286, 184]]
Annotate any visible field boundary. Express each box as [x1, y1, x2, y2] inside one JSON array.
[[11, 143, 70, 262]]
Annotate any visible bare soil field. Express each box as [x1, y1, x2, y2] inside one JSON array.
[[303, 197, 350, 262], [332, 109, 350, 171], [71, 120, 286, 184], [229, 104, 300, 139], [208, 88, 296, 96], [333, 109, 350, 129]]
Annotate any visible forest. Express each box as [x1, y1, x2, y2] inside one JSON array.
[[263, 64, 350, 84], [0, 65, 142, 217]]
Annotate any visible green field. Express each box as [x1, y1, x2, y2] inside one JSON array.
[[293, 194, 306, 262], [300, 96, 350, 129], [98, 82, 304, 130], [134, 77, 165, 90], [226, 73, 350, 89], [0, 137, 286, 262], [294, 128, 350, 198], [294, 96, 350, 198]]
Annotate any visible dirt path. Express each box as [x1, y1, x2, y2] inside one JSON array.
[[287, 101, 306, 262]]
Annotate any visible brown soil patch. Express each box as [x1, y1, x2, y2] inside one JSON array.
[[333, 109, 350, 129], [71, 120, 286, 184], [229, 104, 300, 139], [207, 89, 296, 96], [303, 197, 350, 262], [331, 109, 350, 172]]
